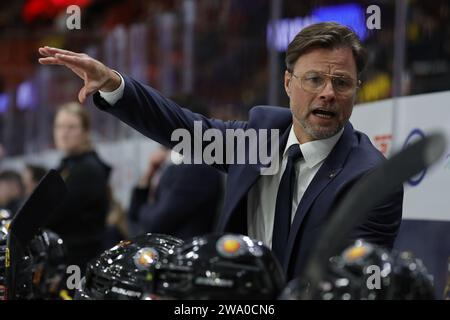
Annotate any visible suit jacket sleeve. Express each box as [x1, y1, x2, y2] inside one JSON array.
[[93, 75, 248, 172], [335, 171, 404, 250], [350, 184, 403, 249]]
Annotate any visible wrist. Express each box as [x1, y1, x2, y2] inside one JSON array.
[[101, 69, 121, 92]]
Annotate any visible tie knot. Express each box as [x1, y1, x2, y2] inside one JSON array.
[[287, 144, 302, 162]]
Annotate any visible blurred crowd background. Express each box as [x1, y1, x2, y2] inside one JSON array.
[[0, 0, 449, 157]]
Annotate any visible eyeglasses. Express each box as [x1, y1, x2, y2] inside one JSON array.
[[291, 71, 360, 97]]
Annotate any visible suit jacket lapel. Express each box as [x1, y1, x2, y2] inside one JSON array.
[[282, 122, 356, 271], [218, 163, 260, 232], [218, 122, 292, 232]]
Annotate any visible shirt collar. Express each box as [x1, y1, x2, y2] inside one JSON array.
[[283, 126, 344, 169]]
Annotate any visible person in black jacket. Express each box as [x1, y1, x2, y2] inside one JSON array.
[[45, 102, 111, 275]]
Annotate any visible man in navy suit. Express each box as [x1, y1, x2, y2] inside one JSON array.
[[39, 22, 403, 280]]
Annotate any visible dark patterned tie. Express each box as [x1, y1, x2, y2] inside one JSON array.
[[272, 144, 303, 264]]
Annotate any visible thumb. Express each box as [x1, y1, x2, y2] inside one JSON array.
[[78, 86, 88, 103], [78, 85, 97, 103]]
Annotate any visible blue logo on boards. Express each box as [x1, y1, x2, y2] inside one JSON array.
[[402, 128, 426, 186]]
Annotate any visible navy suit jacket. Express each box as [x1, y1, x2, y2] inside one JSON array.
[[94, 75, 403, 280]]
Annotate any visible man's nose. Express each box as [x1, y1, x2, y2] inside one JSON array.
[[318, 79, 336, 101]]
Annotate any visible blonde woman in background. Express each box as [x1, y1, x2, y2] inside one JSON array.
[[44, 102, 112, 277]]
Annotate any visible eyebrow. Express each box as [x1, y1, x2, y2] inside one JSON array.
[[305, 70, 355, 79], [331, 72, 353, 78]]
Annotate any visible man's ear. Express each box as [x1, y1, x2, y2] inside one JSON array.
[[284, 70, 292, 97], [353, 80, 361, 104]]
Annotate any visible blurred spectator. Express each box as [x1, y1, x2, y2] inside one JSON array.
[[2, 1, 450, 155], [21, 163, 47, 197], [128, 146, 224, 240], [103, 186, 129, 249], [126, 94, 226, 239], [44, 102, 111, 275], [0, 169, 24, 215]]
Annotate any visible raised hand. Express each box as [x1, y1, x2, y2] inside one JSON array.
[[38, 46, 121, 103]]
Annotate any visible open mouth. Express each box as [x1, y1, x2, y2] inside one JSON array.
[[312, 109, 336, 119]]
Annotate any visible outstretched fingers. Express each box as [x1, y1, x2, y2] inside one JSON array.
[[38, 46, 83, 58], [38, 52, 89, 69], [38, 57, 66, 65], [38, 45, 112, 102], [38, 54, 88, 79], [53, 54, 90, 69]]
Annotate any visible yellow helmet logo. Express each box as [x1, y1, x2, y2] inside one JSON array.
[[133, 247, 159, 270], [345, 246, 367, 260], [216, 235, 245, 258], [223, 239, 241, 253], [343, 243, 373, 263]]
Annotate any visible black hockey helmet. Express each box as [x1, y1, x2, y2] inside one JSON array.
[[152, 234, 286, 299], [29, 229, 67, 299], [0, 223, 67, 299], [76, 233, 183, 300], [280, 239, 434, 300]]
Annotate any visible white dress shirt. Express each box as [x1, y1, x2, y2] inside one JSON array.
[[99, 71, 125, 104], [247, 126, 343, 248], [99, 74, 344, 249]]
